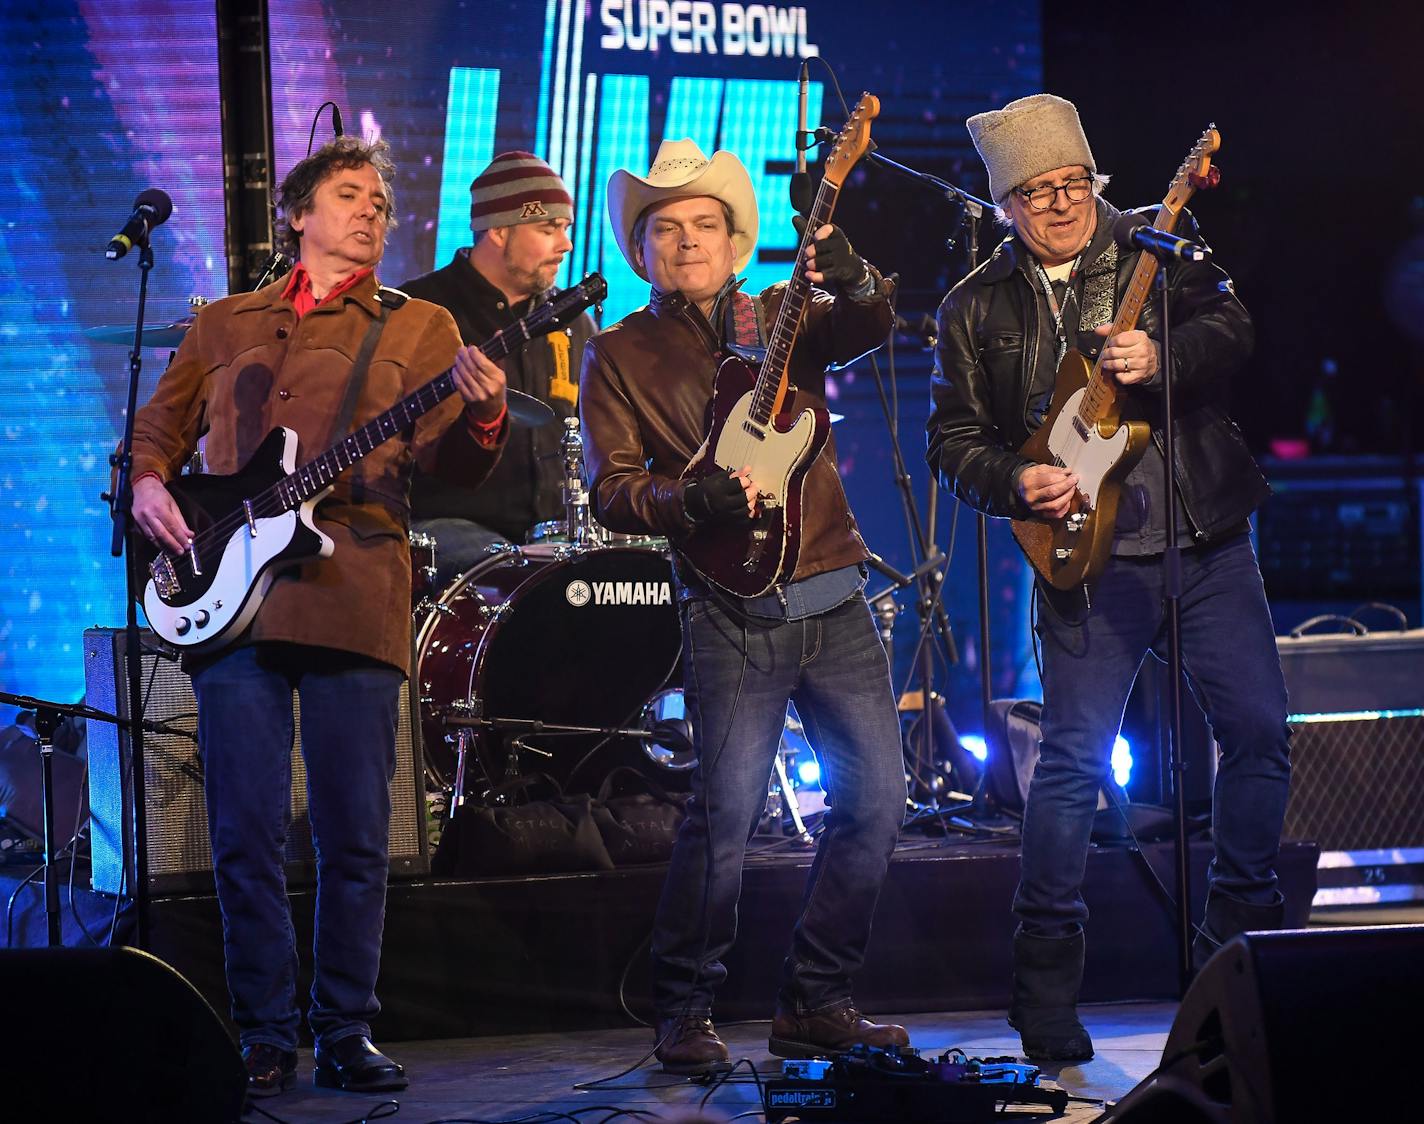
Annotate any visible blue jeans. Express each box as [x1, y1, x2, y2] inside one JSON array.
[[650, 594, 908, 1016], [190, 643, 403, 1051], [411, 516, 509, 590], [1016, 533, 1292, 938]]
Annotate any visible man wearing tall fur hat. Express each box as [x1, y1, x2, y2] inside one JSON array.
[[403, 151, 597, 583], [927, 94, 1291, 1061], [580, 139, 910, 1074]]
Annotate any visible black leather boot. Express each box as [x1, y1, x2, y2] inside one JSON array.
[[1192, 893, 1286, 971], [1007, 929, 1094, 1063]]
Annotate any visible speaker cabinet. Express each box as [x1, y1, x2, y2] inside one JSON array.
[[83, 627, 428, 895], [0, 946, 245, 1122], [1128, 926, 1424, 1122]]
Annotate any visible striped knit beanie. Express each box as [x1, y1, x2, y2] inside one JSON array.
[[469, 151, 573, 231]]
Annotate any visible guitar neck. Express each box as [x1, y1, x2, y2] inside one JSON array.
[[280, 313, 535, 507], [749, 178, 841, 424], [1078, 207, 1184, 427]]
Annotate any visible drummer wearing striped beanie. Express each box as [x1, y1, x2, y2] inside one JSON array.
[[402, 151, 595, 583]]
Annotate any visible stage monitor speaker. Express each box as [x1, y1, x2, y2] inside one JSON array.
[[0, 946, 246, 1121], [1109, 925, 1424, 1122], [83, 627, 429, 895]]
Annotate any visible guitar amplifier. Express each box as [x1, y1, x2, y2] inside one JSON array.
[[1278, 629, 1424, 908], [83, 628, 429, 896]]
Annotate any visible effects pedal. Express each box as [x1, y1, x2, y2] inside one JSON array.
[[762, 1043, 1068, 1122]]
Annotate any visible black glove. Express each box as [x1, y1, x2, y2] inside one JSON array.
[[684, 470, 752, 524], [793, 214, 871, 293]]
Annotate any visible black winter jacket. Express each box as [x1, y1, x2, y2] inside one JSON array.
[[926, 198, 1268, 542], [401, 251, 596, 541]]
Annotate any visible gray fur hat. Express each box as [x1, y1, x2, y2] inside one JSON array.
[[967, 93, 1095, 203]]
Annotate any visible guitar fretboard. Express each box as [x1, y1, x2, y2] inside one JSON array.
[[270, 280, 598, 511], [1077, 207, 1181, 428], [749, 179, 841, 427]]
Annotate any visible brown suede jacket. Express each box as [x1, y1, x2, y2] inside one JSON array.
[[579, 275, 893, 583], [127, 272, 505, 673]]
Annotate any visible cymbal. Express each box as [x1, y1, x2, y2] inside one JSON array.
[[83, 318, 193, 348], [506, 388, 556, 428]]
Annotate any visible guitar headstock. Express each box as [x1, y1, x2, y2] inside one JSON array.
[[1163, 124, 1222, 216], [822, 93, 880, 188]]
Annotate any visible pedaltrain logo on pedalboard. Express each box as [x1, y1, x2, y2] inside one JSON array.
[[598, 1, 819, 57], [566, 579, 674, 607]]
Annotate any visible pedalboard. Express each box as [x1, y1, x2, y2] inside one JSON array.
[[762, 1044, 1068, 1122]]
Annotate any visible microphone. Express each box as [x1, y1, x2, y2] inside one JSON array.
[[331, 103, 344, 137], [1113, 212, 1210, 262], [790, 62, 811, 218], [105, 188, 174, 260]]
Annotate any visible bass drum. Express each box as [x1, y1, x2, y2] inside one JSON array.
[[416, 546, 687, 795]]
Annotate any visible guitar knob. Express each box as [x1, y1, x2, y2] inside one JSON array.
[[174, 616, 192, 635], [194, 610, 211, 627], [1054, 548, 1072, 561]]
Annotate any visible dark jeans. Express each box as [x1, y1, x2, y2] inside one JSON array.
[[650, 594, 907, 1017], [190, 642, 402, 1052], [1016, 533, 1292, 939]]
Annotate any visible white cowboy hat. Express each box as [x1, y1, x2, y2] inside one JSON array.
[[608, 138, 759, 281]]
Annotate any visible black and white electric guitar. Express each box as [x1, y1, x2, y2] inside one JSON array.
[[138, 274, 607, 652]]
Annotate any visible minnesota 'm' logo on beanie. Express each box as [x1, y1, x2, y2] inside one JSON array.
[[470, 151, 573, 231]]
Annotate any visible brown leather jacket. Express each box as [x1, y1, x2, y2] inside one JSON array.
[[127, 272, 504, 672], [579, 277, 893, 583]]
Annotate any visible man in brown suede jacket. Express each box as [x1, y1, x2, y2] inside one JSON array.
[[128, 137, 507, 1098], [580, 139, 909, 1075]]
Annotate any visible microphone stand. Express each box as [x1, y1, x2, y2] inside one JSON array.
[[0, 691, 194, 947], [1155, 264, 1194, 993], [102, 238, 157, 951], [856, 139, 1000, 787]]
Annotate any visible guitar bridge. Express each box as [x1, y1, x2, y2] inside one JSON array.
[[150, 554, 180, 599], [744, 523, 769, 572]]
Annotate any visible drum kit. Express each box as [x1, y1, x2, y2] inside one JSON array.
[[412, 416, 818, 828], [86, 308, 820, 826]]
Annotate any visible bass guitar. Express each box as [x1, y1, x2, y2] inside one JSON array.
[[679, 93, 879, 597], [1011, 126, 1222, 589], [138, 274, 607, 651]]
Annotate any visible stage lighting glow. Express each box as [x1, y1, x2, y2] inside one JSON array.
[[1112, 735, 1133, 788], [797, 758, 821, 787], [960, 734, 988, 762]]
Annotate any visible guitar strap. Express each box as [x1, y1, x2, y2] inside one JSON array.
[[722, 286, 768, 361], [327, 285, 409, 502]]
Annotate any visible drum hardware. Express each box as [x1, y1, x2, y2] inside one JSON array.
[[408, 530, 440, 613], [768, 746, 814, 844], [416, 546, 683, 794]]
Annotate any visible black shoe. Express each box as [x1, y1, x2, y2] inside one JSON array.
[[242, 1043, 297, 1098], [313, 1035, 408, 1092], [1008, 930, 1095, 1063]]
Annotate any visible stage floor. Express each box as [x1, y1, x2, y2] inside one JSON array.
[[235, 1001, 1175, 1123]]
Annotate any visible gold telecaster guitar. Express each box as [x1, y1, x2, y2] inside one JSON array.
[[1012, 125, 1222, 589]]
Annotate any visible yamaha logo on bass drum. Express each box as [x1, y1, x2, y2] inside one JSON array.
[[565, 579, 673, 607]]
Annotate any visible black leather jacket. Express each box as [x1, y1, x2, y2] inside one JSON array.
[[926, 198, 1268, 542]]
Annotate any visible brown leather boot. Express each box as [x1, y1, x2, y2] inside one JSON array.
[[768, 1001, 910, 1059], [655, 1015, 732, 1076]]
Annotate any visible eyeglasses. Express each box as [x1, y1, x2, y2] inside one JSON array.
[[1014, 176, 1094, 212]]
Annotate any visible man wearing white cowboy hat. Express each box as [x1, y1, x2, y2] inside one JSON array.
[[581, 138, 911, 1074], [927, 94, 1289, 1063]]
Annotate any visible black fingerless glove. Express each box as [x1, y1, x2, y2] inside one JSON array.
[[793, 215, 872, 293], [683, 470, 751, 524]]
